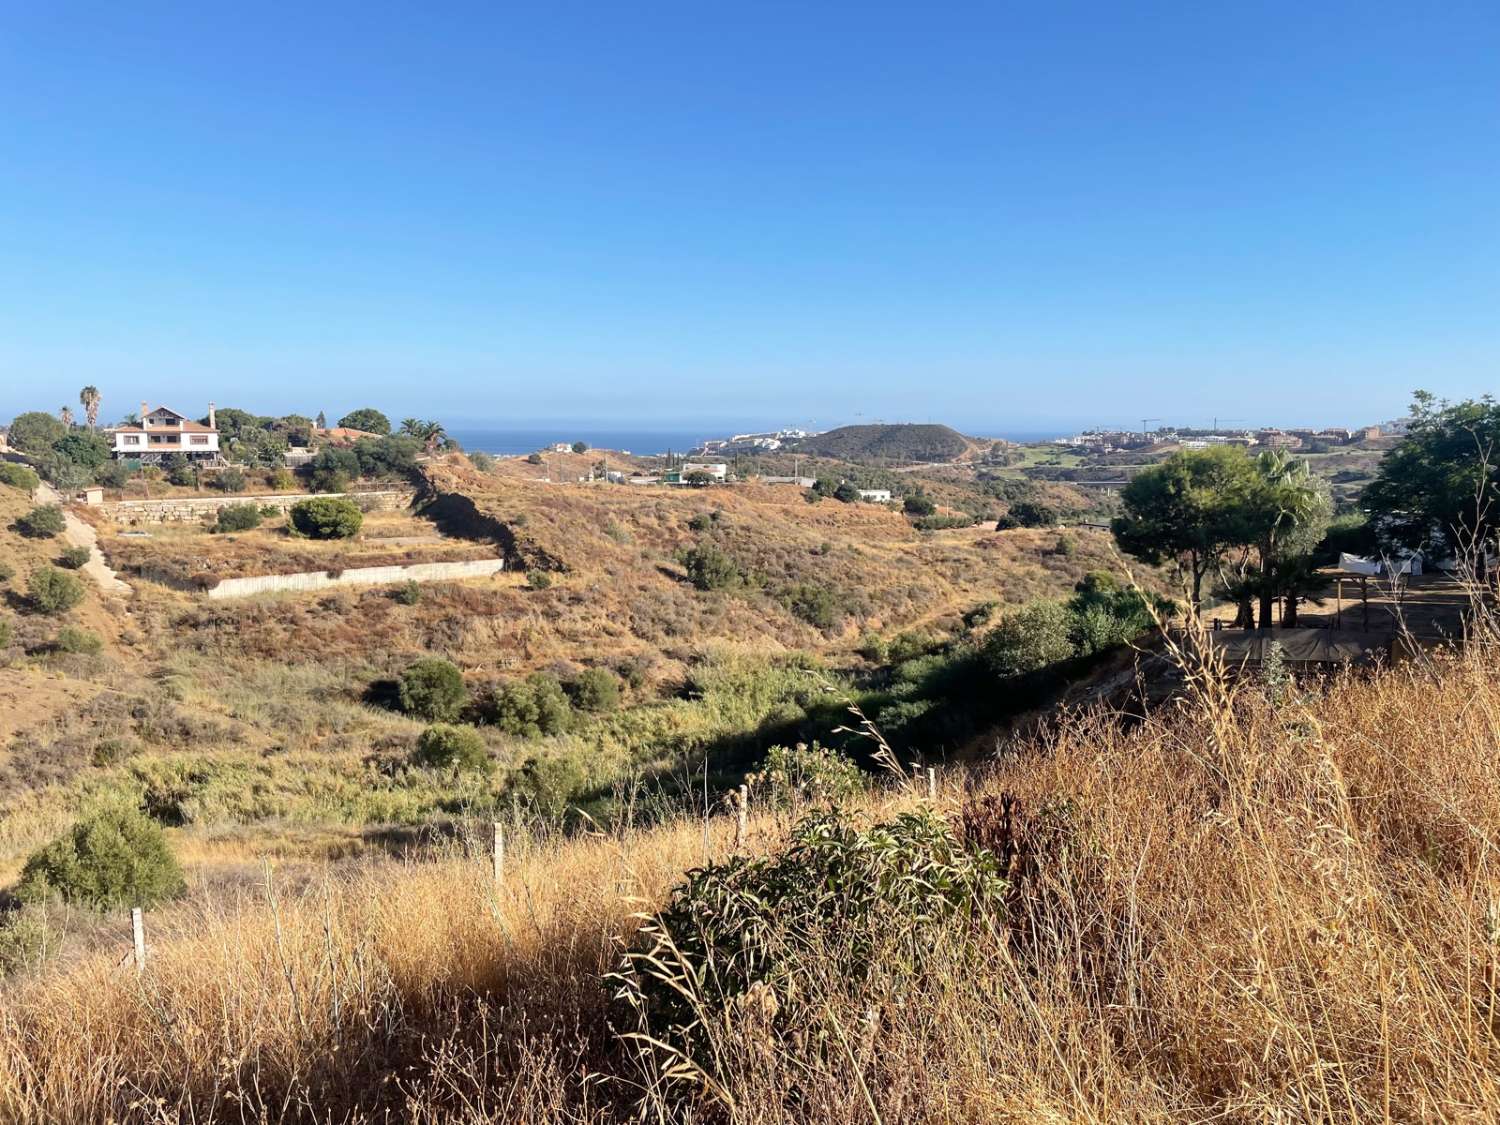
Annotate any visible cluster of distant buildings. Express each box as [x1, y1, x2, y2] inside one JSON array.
[[695, 428, 815, 455], [1054, 422, 1401, 454]]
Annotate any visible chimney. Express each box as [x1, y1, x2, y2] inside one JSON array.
[[141, 401, 149, 430], [208, 402, 216, 430]]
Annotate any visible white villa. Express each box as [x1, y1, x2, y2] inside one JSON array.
[[111, 402, 222, 464]]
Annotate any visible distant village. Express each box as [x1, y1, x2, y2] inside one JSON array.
[[1049, 419, 1409, 454]]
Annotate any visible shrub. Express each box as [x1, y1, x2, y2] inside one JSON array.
[[983, 600, 1076, 678], [410, 723, 492, 773], [268, 467, 297, 491], [0, 562, 12, 584], [1050, 533, 1076, 557], [526, 570, 553, 590], [17, 803, 186, 910], [683, 544, 741, 591], [0, 617, 12, 649], [686, 512, 714, 532], [914, 514, 972, 531], [28, 567, 85, 615], [397, 658, 468, 721], [0, 904, 61, 978], [290, 496, 362, 539], [571, 441, 588, 454], [511, 752, 589, 818], [745, 742, 866, 809], [615, 810, 1004, 1083], [832, 481, 860, 503], [213, 467, 247, 493], [903, 493, 936, 517], [993, 514, 1020, 531], [0, 462, 40, 491], [469, 451, 496, 472], [567, 667, 620, 712], [782, 582, 840, 630], [392, 580, 423, 605], [53, 626, 102, 655], [95, 461, 131, 488], [214, 504, 263, 533], [1010, 500, 1058, 528], [526, 452, 544, 465], [6, 412, 67, 453], [164, 456, 196, 487], [57, 546, 91, 569], [482, 673, 572, 738], [16, 505, 66, 539], [91, 737, 140, 767], [337, 408, 392, 435]]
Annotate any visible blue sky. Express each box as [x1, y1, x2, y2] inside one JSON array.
[[1, 1, 1496, 433]]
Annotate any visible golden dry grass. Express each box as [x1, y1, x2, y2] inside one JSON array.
[[2, 636, 1498, 1122]]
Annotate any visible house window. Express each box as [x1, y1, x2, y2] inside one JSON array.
[[190, 436, 208, 446], [122, 435, 141, 446]]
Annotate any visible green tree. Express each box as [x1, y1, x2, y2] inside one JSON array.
[[567, 668, 621, 712], [338, 408, 392, 435], [683, 544, 741, 590], [164, 454, 197, 487], [400, 418, 448, 452], [79, 386, 101, 430], [410, 723, 492, 773], [483, 673, 573, 738], [17, 505, 66, 539], [18, 803, 185, 910], [8, 412, 67, 453], [57, 546, 91, 569], [53, 432, 111, 470], [832, 481, 860, 503], [571, 440, 589, 454], [983, 600, 1076, 678], [0, 462, 40, 491], [214, 504, 263, 533], [903, 492, 936, 517], [1363, 393, 1500, 573], [1246, 451, 1331, 629], [28, 567, 85, 614], [290, 496, 363, 539], [1112, 446, 1257, 610], [398, 658, 468, 721], [1009, 500, 1058, 528]]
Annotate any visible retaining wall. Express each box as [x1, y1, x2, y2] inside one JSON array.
[[99, 490, 413, 525], [206, 557, 506, 600]]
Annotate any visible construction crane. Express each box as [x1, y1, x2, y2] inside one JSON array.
[[1141, 417, 1161, 437]]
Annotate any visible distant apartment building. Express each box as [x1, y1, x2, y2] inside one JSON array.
[[111, 402, 221, 464], [1257, 429, 1302, 449], [856, 488, 893, 503]]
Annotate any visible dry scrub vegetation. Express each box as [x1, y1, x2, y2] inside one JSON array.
[[2, 633, 1497, 1122]]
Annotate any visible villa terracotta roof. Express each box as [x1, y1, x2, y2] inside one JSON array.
[[112, 420, 216, 434]]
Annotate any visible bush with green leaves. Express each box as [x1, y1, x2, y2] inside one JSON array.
[[16, 505, 66, 539], [0, 462, 41, 491], [745, 742, 866, 809], [397, 657, 468, 721], [983, 600, 1076, 678], [510, 751, 589, 818], [1066, 572, 1158, 656], [526, 569, 553, 590], [1009, 500, 1058, 528], [392, 580, 423, 605], [781, 582, 840, 630], [526, 452, 544, 465], [17, 803, 186, 910], [213, 467, 247, 493], [57, 546, 91, 569], [903, 492, 936, 517], [614, 810, 1004, 1086], [410, 723, 492, 773], [290, 496, 363, 539], [0, 617, 12, 650], [95, 460, 131, 488], [0, 903, 62, 978], [468, 451, 496, 472], [832, 481, 860, 503], [164, 455, 197, 487], [338, 407, 392, 435], [6, 412, 67, 453], [682, 544, 741, 591], [28, 567, 85, 615], [567, 667, 621, 712], [571, 441, 588, 454], [214, 503, 263, 533], [481, 673, 572, 738], [53, 626, 102, 655]]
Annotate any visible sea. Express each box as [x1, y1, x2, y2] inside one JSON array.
[[446, 425, 1068, 457]]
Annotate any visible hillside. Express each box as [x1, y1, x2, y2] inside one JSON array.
[[790, 422, 973, 462], [0, 640, 1494, 1121]]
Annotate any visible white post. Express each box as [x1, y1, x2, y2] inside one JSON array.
[[926, 766, 937, 802], [736, 784, 748, 850], [492, 821, 505, 886], [131, 907, 146, 973]]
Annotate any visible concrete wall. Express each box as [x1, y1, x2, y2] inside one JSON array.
[[206, 557, 506, 600], [99, 490, 413, 524]]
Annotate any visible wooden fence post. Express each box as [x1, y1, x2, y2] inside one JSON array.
[[926, 766, 937, 802], [492, 821, 505, 886], [736, 784, 748, 850], [131, 907, 146, 974]]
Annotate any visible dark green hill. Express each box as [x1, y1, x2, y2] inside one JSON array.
[[790, 423, 970, 463]]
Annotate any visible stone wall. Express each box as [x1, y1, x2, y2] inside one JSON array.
[[98, 490, 414, 525], [206, 557, 506, 600]]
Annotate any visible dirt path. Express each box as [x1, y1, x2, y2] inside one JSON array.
[[32, 481, 131, 596]]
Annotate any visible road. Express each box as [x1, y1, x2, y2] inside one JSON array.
[[31, 480, 132, 596]]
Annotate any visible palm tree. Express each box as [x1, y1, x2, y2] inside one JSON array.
[[400, 418, 447, 454], [1250, 451, 1329, 629], [59, 405, 74, 427], [79, 386, 101, 430]]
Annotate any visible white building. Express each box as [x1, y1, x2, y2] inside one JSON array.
[[111, 402, 221, 464], [681, 461, 728, 480], [857, 489, 893, 503]]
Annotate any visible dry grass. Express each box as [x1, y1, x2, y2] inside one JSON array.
[[2, 633, 1498, 1121]]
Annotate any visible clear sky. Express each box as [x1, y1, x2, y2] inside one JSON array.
[[1, 1, 1496, 433]]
